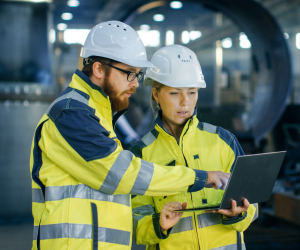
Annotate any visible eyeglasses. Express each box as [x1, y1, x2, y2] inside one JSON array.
[[104, 63, 144, 82]]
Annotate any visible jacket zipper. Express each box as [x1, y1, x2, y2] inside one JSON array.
[[191, 195, 201, 250], [179, 121, 201, 250]]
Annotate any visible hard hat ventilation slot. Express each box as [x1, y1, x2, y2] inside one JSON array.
[[108, 23, 111, 25], [124, 29, 126, 31], [178, 55, 180, 58], [189, 55, 192, 59], [117, 25, 119, 27]]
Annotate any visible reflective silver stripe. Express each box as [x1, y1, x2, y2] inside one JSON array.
[[34, 224, 130, 246], [133, 204, 155, 216], [211, 244, 246, 250], [40, 223, 91, 240], [46, 89, 88, 115], [141, 131, 156, 146], [92, 189, 129, 206], [33, 225, 39, 240], [71, 90, 89, 105], [132, 204, 155, 241], [252, 203, 259, 222], [98, 227, 130, 246], [44, 184, 130, 206], [197, 213, 222, 228], [46, 91, 73, 115], [203, 122, 217, 134], [99, 150, 133, 195], [130, 160, 154, 195], [32, 188, 44, 203], [170, 216, 193, 234], [132, 213, 143, 242]]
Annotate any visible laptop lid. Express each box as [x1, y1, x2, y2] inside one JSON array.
[[176, 151, 286, 212], [219, 151, 286, 209]]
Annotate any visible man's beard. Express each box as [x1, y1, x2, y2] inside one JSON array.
[[102, 76, 136, 112]]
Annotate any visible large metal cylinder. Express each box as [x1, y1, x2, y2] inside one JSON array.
[[120, 0, 292, 145]]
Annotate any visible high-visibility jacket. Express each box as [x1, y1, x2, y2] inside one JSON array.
[[29, 70, 207, 250], [131, 112, 259, 250]]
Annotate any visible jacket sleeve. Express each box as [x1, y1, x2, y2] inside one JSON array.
[[222, 203, 259, 232], [132, 195, 168, 245], [40, 108, 206, 196], [218, 130, 259, 231]]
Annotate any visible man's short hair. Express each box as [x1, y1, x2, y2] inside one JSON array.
[[82, 56, 119, 77]]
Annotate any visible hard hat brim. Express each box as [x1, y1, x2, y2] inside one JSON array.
[[80, 48, 154, 68], [144, 75, 206, 88]]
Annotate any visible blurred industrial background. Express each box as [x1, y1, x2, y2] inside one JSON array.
[[1, 0, 300, 249]]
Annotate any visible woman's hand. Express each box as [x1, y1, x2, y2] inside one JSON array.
[[205, 199, 250, 217], [160, 202, 187, 231]]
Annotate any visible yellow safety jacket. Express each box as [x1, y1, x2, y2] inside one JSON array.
[[29, 70, 208, 250], [131, 111, 259, 250]]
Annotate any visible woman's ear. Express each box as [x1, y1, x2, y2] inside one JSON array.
[[92, 62, 105, 79], [152, 87, 160, 104]]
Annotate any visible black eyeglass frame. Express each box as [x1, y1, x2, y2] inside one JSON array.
[[104, 63, 144, 82]]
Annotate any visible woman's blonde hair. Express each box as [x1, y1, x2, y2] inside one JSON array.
[[150, 81, 165, 113]]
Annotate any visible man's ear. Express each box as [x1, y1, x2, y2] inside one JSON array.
[[92, 62, 105, 79], [152, 87, 160, 104]]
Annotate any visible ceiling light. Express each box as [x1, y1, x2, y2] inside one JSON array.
[[284, 33, 289, 39], [296, 33, 300, 49], [166, 30, 174, 46], [182, 31, 190, 44], [170, 1, 182, 9], [140, 24, 150, 31], [67, 0, 80, 7], [153, 14, 164, 22], [222, 38, 232, 48], [64, 29, 90, 45], [49, 29, 56, 43], [239, 32, 251, 49], [62, 13, 73, 21], [137, 30, 160, 47], [190, 31, 201, 40], [57, 23, 68, 31]]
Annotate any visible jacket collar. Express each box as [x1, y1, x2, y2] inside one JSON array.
[[69, 70, 126, 125], [74, 69, 108, 98], [154, 108, 198, 136]]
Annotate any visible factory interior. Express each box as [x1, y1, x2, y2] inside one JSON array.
[[1, 0, 300, 249]]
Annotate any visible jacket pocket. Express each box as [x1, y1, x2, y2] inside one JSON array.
[[91, 202, 98, 250]]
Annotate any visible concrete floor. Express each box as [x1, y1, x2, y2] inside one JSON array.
[[0, 223, 33, 250]]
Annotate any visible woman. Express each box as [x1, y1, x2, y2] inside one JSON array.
[[131, 45, 258, 250]]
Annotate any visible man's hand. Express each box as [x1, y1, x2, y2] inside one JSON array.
[[205, 199, 250, 217], [160, 202, 187, 231], [205, 171, 231, 190]]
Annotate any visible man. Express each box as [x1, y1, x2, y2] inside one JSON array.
[[30, 21, 230, 250]]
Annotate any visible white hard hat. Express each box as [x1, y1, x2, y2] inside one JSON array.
[[80, 21, 153, 68], [144, 45, 206, 88]]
